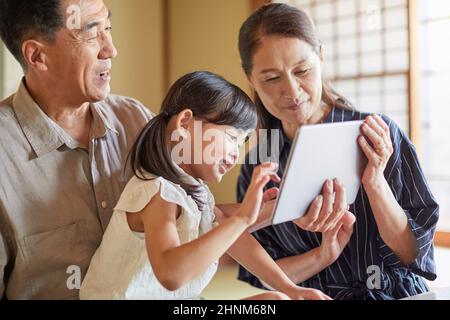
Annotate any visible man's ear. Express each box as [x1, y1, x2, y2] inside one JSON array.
[[175, 109, 194, 138], [22, 40, 48, 71]]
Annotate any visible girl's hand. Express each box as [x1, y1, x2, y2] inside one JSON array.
[[359, 114, 394, 189], [238, 163, 280, 226], [284, 286, 333, 300], [319, 211, 356, 265], [293, 179, 349, 232]]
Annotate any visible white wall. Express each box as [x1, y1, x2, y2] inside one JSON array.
[[0, 43, 23, 100], [169, 0, 252, 204], [105, 0, 165, 112]]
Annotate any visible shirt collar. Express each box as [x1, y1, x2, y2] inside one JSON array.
[[12, 79, 118, 157], [90, 101, 119, 139], [13, 79, 66, 158]]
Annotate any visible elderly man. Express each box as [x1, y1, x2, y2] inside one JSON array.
[[0, 0, 152, 299]]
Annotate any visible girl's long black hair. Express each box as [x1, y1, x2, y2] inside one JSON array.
[[128, 71, 257, 210]]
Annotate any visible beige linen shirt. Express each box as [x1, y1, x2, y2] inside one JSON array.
[[0, 80, 152, 299]]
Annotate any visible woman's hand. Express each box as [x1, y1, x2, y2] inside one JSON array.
[[238, 163, 280, 226], [319, 211, 356, 265], [293, 179, 349, 233], [358, 114, 394, 189], [284, 286, 333, 300]]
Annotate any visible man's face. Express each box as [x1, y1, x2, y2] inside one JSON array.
[[45, 0, 117, 104]]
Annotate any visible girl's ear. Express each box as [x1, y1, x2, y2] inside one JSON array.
[[175, 109, 194, 138]]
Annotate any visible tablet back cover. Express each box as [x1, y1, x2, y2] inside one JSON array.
[[272, 121, 365, 225]]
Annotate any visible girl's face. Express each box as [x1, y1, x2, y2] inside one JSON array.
[[191, 123, 249, 184], [171, 111, 249, 184], [248, 36, 326, 126]]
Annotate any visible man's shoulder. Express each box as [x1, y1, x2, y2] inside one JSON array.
[[98, 94, 155, 121], [0, 95, 16, 121]]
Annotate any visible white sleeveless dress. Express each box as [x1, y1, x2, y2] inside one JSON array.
[[79, 169, 218, 300]]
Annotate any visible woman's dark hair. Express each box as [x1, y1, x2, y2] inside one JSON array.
[[129, 71, 257, 210], [239, 3, 353, 129], [0, 0, 64, 69]]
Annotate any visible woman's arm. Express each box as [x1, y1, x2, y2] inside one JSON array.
[[215, 206, 353, 297], [276, 211, 355, 284], [214, 206, 326, 299], [359, 114, 419, 265]]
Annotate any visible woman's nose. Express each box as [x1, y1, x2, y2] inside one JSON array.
[[282, 76, 301, 102]]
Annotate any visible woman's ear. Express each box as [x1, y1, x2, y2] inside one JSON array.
[[22, 40, 48, 72], [175, 109, 194, 139], [319, 44, 325, 65], [247, 74, 255, 90]]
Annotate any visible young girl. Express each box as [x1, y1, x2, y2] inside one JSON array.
[[79, 71, 341, 300]]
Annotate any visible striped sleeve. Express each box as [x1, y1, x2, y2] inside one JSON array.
[[378, 117, 439, 280], [236, 160, 290, 289]]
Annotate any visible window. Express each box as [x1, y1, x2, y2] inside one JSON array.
[[0, 43, 23, 99], [279, 0, 450, 236], [418, 0, 450, 230], [289, 0, 410, 132]]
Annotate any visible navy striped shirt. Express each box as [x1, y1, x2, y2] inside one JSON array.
[[237, 107, 439, 300]]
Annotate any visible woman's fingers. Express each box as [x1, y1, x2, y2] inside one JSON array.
[[294, 195, 322, 230], [323, 179, 348, 230], [313, 180, 335, 231], [372, 114, 393, 153], [340, 211, 356, 231], [365, 116, 386, 141], [372, 114, 390, 134], [296, 179, 346, 232], [358, 135, 378, 164], [361, 122, 385, 154]]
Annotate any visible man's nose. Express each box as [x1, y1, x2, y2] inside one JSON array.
[[99, 34, 117, 60]]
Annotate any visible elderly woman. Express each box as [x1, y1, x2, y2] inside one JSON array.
[[236, 3, 439, 300]]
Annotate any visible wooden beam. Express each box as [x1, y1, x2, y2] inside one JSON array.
[[407, 0, 423, 158], [435, 231, 450, 248], [163, 0, 171, 91]]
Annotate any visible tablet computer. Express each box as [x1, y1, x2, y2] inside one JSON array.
[[251, 120, 365, 231]]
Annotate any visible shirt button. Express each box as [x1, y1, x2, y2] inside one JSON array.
[[101, 201, 108, 209]]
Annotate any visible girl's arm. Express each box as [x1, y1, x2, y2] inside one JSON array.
[[138, 163, 278, 291], [140, 194, 251, 291]]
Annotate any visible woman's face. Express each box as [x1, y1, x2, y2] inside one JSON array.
[[248, 36, 325, 126]]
